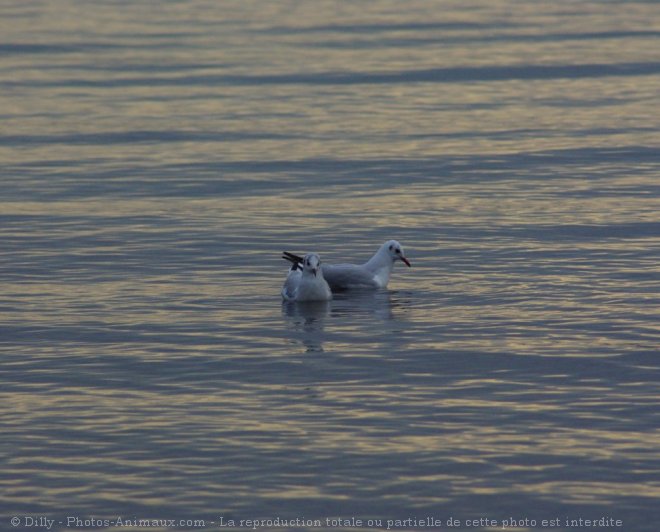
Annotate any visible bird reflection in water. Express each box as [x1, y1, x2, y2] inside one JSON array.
[[282, 290, 412, 353], [281, 300, 331, 353]]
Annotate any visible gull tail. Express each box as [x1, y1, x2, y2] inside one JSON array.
[[282, 251, 304, 271]]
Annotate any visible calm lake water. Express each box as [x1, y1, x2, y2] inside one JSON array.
[[1, 1, 659, 531]]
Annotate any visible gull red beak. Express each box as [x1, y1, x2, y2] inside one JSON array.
[[401, 256, 411, 267]]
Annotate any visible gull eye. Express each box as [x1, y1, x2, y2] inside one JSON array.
[[396, 248, 401, 254], [389, 245, 393, 250]]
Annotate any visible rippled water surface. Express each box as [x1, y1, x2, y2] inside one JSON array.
[[1, 1, 659, 531]]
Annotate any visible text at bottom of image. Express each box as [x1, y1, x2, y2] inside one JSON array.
[[11, 515, 626, 530]]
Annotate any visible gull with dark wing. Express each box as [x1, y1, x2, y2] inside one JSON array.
[[281, 252, 332, 302]]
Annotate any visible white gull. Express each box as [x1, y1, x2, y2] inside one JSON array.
[[283, 240, 410, 292], [281, 252, 332, 302]]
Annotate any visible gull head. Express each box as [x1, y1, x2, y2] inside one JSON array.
[[385, 240, 411, 267], [303, 253, 322, 277]]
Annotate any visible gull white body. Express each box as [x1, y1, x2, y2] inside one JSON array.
[[283, 240, 410, 292], [281, 253, 332, 302]]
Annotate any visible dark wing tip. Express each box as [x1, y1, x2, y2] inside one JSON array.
[[283, 251, 303, 262], [282, 252, 303, 271]]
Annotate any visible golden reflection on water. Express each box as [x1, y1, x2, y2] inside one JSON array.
[[6, 379, 659, 511]]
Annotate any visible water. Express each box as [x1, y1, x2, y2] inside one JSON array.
[[1, 1, 659, 531]]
